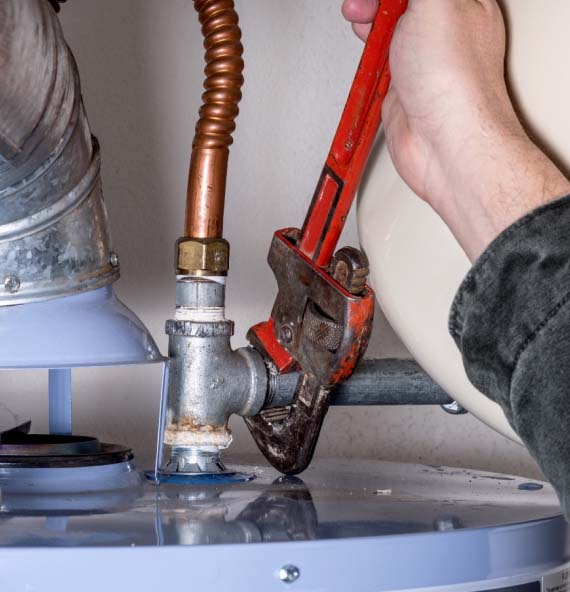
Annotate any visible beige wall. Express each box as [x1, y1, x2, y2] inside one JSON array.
[[0, 0, 540, 477]]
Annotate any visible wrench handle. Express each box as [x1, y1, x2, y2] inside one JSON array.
[[298, 0, 408, 266]]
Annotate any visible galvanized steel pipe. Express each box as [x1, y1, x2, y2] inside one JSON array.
[[269, 359, 453, 408]]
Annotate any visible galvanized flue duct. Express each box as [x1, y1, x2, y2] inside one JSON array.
[[0, 0, 118, 305]]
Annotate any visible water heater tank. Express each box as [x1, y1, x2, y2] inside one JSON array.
[[357, 0, 567, 442]]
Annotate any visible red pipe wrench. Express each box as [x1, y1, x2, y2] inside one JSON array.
[[247, 0, 408, 474]]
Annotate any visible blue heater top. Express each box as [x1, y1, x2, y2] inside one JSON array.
[[0, 286, 163, 369], [0, 457, 566, 592]]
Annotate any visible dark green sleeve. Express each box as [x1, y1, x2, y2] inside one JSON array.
[[449, 194, 570, 515]]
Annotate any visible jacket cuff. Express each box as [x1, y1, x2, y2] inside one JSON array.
[[449, 194, 570, 416]]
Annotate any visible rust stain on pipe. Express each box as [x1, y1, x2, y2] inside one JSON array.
[[164, 417, 232, 449], [185, 0, 244, 239]]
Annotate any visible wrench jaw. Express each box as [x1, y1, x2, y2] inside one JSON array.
[[244, 375, 333, 476], [247, 229, 375, 475]]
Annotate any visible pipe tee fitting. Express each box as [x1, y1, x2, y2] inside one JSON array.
[[162, 277, 267, 469]]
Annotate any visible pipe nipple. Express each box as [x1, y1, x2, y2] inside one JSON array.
[[164, 447, 228, 475], [150, 445, 254, 484]]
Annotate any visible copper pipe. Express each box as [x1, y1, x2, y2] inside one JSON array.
[[185, 0, 244, 239]]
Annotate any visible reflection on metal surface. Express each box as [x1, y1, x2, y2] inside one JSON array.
[[0, 459, 563, 548], [0, 459, 566, 591]]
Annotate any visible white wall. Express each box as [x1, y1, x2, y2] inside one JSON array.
[[0, 0, 540, 477]]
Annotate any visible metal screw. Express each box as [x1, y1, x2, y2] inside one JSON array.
[[279, 565, 300, 584], [110, 252, 120, 268], [4, 275, 20, 293], [279, 325, 293, 344]]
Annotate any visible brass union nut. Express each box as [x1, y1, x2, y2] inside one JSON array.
[[176, 238, 230, 276]]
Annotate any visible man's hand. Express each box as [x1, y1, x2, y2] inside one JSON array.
[[342, 0, 570, 260]]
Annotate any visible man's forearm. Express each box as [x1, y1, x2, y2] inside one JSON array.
[[439, 128, 570, 261], [450, 194, 570, 512]]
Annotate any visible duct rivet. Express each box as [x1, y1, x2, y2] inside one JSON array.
[[4, 275, 20, 293], [278, 565, 300, 584], [110, 252, 120, 268]]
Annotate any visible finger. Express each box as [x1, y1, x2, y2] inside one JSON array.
[[352, 22, 373, 42], [342, 0, 379, 24]]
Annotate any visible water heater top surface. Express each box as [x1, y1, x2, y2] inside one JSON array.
[[0, 458, 565, 592]]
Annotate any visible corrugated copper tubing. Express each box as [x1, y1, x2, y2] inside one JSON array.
[[185, 0, 244, 239]]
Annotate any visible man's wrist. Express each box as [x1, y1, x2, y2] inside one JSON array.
[[474, 137, 570, 259], [434, 119, 570, 260]]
